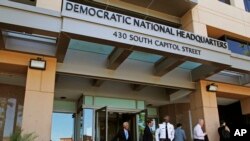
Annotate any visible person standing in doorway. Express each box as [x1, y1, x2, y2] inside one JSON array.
[[155, 115, 175, 141], [174, 123, 186, 141], [112, 121, 132, 141], [143, 119, 154, 141], [193, 119, 207, 141], [218, 120, 230, 141]]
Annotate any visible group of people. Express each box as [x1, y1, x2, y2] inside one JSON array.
[[112, 115, 231, 141]]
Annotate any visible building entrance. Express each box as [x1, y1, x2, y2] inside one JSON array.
[[95, 107, 147, 141], [218, 101, 250, 140]]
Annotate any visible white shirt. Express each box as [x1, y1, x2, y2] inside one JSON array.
[[124, 129, 129, 139], [155, 122, 175, 141], [193, 124, 205, 140]]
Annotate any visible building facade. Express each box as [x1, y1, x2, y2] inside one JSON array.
[[0, 0, 250, 141]]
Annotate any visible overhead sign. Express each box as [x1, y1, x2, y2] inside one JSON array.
[[62, 0, 228, 51], [61, 0, 231, 65]]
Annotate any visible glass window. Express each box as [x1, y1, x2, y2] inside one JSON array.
[[9, 0, 36, 6], [244, 0, 250, 12], [51, 113, 74, 141], [226, 38, 250, 57], [3, 99, 16, 138], [219, 0, 231, 5], [246, 44, 250, 56], [83, 109, 94, 141], [0, 84, 25, 141]]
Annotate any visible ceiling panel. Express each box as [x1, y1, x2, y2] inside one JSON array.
[[128, 51, 162, 63], [179, 61, 201, 70], [68, 39, 114, 55]]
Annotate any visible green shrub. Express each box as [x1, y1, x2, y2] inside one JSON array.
[[10, 129, 37, 141]]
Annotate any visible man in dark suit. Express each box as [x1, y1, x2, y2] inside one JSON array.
[[143, 119, 154, 141], [112, 122, 132, 141]]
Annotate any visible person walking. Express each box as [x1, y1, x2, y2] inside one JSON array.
[[112, 122, 132, 141], [218, 120, 230, 141], [193, 119, 207, 141], [155, 115, 175, 141], [174, 123, 186, 141], [143, 119, 154, 141]]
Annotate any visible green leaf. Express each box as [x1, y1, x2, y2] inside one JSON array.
[[10, 129, 38, 141]]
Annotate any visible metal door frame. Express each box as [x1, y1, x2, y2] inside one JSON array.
[[95, 106, 108, 141]]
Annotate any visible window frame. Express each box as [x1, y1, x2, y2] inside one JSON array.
[[244, 0, 250, 12], [218, 0, 231, 5]]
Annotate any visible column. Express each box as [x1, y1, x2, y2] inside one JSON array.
[[241, 98, 250, 115], [21, 57, 57, 141], [190, 80, 220, 141]]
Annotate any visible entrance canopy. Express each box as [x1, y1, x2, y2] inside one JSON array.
[[1, 0, 250, 91]]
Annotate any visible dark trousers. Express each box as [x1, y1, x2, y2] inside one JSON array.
[[194, 139, 204, 141], [160, 139, 170, 141]]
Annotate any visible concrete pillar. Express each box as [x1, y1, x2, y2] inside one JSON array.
[[190, 80, 220, 141], [230, 0, 246, 10], [21, 57, 57, 141], [36, 0, 62, 11], [241, 98, 250, 115]]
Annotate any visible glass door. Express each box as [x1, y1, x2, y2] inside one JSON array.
[[95, 107, 108, 141], [75, 95, 84, 141], [136, 109, 147, 141]]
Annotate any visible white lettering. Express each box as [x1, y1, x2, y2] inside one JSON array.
[[234, 129, 248, 136], [234, 129, 241, 136], [242, 129, 247, 136]]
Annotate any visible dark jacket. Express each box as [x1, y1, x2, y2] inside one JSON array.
[[112, 129, 132, 141], [218, 126, 230, 141], [143, 125, 153, 141]]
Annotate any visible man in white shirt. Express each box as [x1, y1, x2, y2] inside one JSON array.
[[155, 115, 175, 141], [193, 119, 207, 141]]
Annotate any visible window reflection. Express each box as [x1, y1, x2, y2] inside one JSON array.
[[51, 113, 74, 141], [83, 109, 94, 141], [244, 0, 250, 12], [9, 0, 36, 6], [16, 105, 23, 129], [3, 98, 16, 138], [219, 0, 231, 5], [0, 84, 24, 141], [226, 38, 250, 57]]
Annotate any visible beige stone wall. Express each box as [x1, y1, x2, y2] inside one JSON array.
[[159, 103, 192, 141], [241, 98, 250, 115], [182, 0, 250, 41], [230, 0, 246, 10], [36, 0, 62, 11]]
